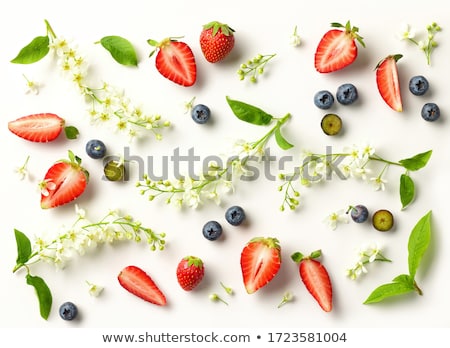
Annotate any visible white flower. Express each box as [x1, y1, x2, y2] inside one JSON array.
[[75, 204, 86, 219], [38, 179, 56, 196], [397, 22, 416, 40], [49, 36, 70, 56], [323, 209, 349, 230], [370, 176, 387, 191], [23, 75, 40, 95], [351, 164, 371, 181], [86, 281, 104, 297], [15, 155, 30, 180], [289, 25, 301, 47]]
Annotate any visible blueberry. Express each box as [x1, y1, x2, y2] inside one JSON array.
[[409, 75, 429, 96], [86, 139, 107, 159], [191, 104, 211, 124], [104, 160, 125, 181], [314, 90, 334, 110], [336, 83, 358, 105], [421, 102, 440, 122], [321, 113, 342, 136], [349, 205, 369, 223], [225, 206, 246, 226], [202, 220, 222, 241], [59, 302, 78, 321]]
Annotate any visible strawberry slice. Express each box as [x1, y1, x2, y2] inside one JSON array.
[[8, 113, 65, 142], [40, 150, 89, 209], [314, 21, 365, 73], [376, 54, 403, 112], [148, 37, 196, 87], [291, 250, 332, 312], [240, 237, 281, 294], [118, 265, 167, 306]]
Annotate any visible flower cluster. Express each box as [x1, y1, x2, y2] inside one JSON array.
[[346, 244, 391, 280], [27, 205, 165, 269], [237, 53, 276, 83], [45, 21, 170, 141], [398, 22, 442, 65], [278, 143, 406, 211]]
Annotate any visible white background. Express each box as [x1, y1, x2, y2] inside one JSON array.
[[0, 0, 449, 331]]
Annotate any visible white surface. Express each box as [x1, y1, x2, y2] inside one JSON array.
[[0, 0, 449, 329]]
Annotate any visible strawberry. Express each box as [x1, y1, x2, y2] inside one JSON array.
[[176, 256, 205, 291], [118, 265, 167, 306], [314, 21, 365, 73], [147, 37, 196, 87], [40, 150, 89, 209], [375, 54, 403, 112], [199, 21, 235, 63], [291, 250, 332, 312], [8, 113, 65, 142], [240, 237, 281, 294]]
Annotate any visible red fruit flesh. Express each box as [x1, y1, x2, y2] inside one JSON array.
[[240, 237, 281, 294], [376, 55, 403, 112], [155, 41, 196, 87], [300, 259, 333, 312], [118, 265, 167, 306], [314, 29, 357, 73], [8, 113, 65, 142], [40, 162, 88, 209]]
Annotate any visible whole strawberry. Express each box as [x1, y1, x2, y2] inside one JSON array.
[[176, 256, 205, 291], [200, 21, 235, 63], [291, 250, 333, 312]]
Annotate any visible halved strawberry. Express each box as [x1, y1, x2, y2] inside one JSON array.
[[8, 113, 65, 142], [240, 237, 281, 294], [291, 250, 332, 312], [118, 265, 167, 306], [314, 21, 365, 73], [40, 150, 89, 209], [147, 37, 196, 87], [375, 54, 403, 112]]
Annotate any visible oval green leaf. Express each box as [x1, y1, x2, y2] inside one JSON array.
[[11, 36, 50, 64], [26, 274, 52, 320], [99, 36, 138, 66], [400, 174, 415, 209], [408, 210, 432, 279], [275, 127, 294, 150], [363, 280, 415, 304], [64, 126, 80, 140], [399, 150, 432, 171], [226, 96, 273, 125], [14, 229, 32, 266]]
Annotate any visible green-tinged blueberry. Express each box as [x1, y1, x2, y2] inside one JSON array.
[[104, 160, 125, 181], [321, 113, 342, 135], [372, 209, 394, 231]]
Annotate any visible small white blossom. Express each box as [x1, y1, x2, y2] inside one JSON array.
[[15, 155, 30, 180], [86, 281, 104, 297], [38, 179, 56, 196], [323, 209, 349, 230], [289, 26, 301, 47], [370, 176, 387, 191], [23, 75, 40, 95], [397, 22, 416, 40]]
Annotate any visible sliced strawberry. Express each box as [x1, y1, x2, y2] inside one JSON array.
[[314, 21, 365, 73], [291, 250, 332, 312], [148, 37, 196, 87], [40, 151, 89, 209], [118, 265, 167, 306], [240, 237, 281, 294], [8, 113, 65, 142], [376, 54, 403, 112]]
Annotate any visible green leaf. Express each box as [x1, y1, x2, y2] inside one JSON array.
[[11, 36, 50, 64], [363, 276, 415, 304], [64, 126, 79, 140], [14, 229, 32, 266], [399, 150, 432, 171], [400, 174, 415, 209], [99, 36, 138, 66], [226, 96, 273, 125], [274, 127, 294, 150], [408, 211, 432, 279], [26, 274, 52, 320]]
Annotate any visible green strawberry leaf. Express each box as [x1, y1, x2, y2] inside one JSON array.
[[14, 229, 32, 267], [274, 127, 294, 150], [399, 150, 432, 171], [11, 36, 50, 64], [226, 96, 273, 125], [400, 174, 415, 209], [363, 275, 415, 304], [99, 36, 138, 66], [64, 126, 80, 140], [408, 210, 432, 279], [26, 274, 52, 320]]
